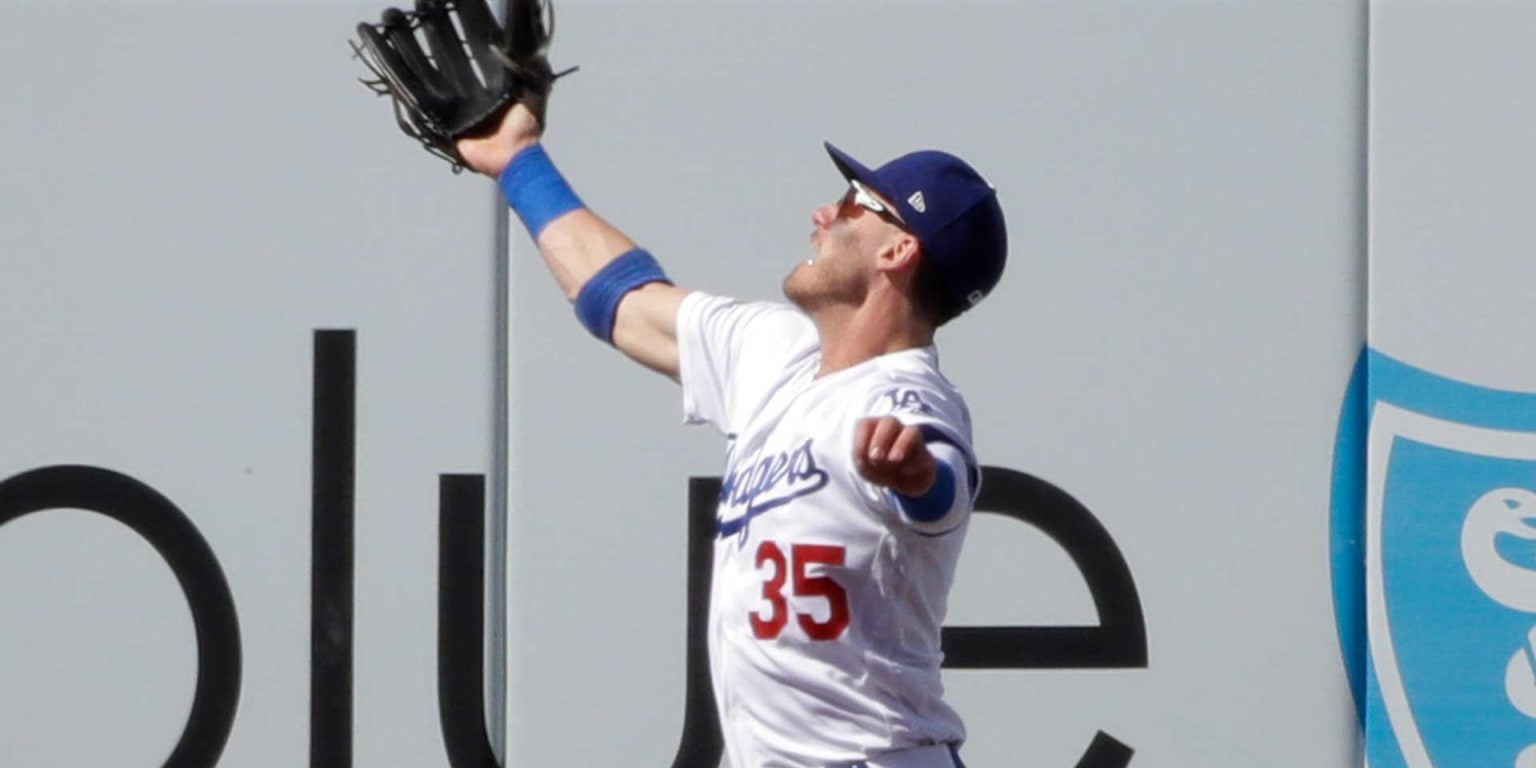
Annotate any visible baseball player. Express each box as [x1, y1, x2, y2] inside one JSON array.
[[457, 95, 1006, 766], [355, 4, 1004, 761]]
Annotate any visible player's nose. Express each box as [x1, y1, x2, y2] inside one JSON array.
[[812, 202, 837, 228]]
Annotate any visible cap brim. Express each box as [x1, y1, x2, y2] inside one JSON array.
[[824, 141, 880, 189]]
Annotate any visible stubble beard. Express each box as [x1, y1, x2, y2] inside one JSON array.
[[783, 259, 864, 316]]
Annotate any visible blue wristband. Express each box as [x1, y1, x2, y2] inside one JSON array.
[[574, 248, 672, 343], [895, 461, 957, 523], [498, 144, 585, 240]]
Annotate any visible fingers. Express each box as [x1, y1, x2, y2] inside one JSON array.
[[864, 417, 923, 463], [357, 17, 427, 108], [887, 424, 925, 465], [854, 414, 897, 460], [506, 0, 550, 60], [852, 416, 876, 465], [853, 417, 934, 494], [416, 0, 479, 97]]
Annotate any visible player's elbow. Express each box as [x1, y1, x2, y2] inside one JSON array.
[[610, 284, 690, 379]]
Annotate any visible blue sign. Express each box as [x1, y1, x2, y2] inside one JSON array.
[[1332, 349, 1536, 768]]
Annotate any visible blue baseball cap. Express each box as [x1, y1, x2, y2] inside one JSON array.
[[825, 141, 1007, 313]]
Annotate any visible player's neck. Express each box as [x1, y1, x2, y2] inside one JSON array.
[[812, 299, 934, 379]]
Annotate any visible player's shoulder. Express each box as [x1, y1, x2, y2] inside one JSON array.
[[682, 293, 815, 346], [858, 347, 973, 429], [680, 293, 820, 392], [868, 347, 967, 400]]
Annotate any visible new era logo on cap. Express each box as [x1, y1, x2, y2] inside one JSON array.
[[907, 191, 927, 213]]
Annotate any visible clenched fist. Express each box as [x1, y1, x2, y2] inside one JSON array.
[[853, 416, 937, 498]]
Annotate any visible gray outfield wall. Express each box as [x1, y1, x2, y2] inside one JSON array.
[[2, 0, 1528, 767]]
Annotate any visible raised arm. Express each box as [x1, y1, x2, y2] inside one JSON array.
[[458, 104, 690, 380]]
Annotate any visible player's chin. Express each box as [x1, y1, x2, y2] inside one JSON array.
[[782, 267, 812, 306]]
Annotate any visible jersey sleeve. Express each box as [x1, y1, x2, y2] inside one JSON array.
[[857, 376, 981, 535], [675, 292, 817, 434], [893, 442, 975, 535]]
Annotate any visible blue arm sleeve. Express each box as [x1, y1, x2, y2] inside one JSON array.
[[498, 144, 585, 240], [572, 248, 671, 343], [894, 461, 958, 523]]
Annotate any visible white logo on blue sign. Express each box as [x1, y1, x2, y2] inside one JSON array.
[[1332, 348, 1536, 768]]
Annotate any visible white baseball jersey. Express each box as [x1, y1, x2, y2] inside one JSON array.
[[676, 292, 980, 768]]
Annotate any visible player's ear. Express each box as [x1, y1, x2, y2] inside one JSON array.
[[877, 233, 921, 275]]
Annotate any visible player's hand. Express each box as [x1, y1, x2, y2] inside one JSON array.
[[853, 416, 938, 498], [456, 102, 544, 178]]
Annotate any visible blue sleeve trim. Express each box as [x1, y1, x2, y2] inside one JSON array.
[[574, 248, 672, 343], [498, 144, 585, 240], [895, 461, 956, 523]]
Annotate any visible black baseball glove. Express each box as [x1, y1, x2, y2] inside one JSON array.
[[353, 0, 574, 170]]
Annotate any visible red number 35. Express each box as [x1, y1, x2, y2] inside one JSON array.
[[749, 541, 851, 641]]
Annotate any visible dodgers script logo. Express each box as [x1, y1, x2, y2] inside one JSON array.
[[1332, 349, 1536, 768], [715, 438, 828, 539]]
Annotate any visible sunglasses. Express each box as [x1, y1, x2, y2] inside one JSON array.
[[838, 180, 908, 229]]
